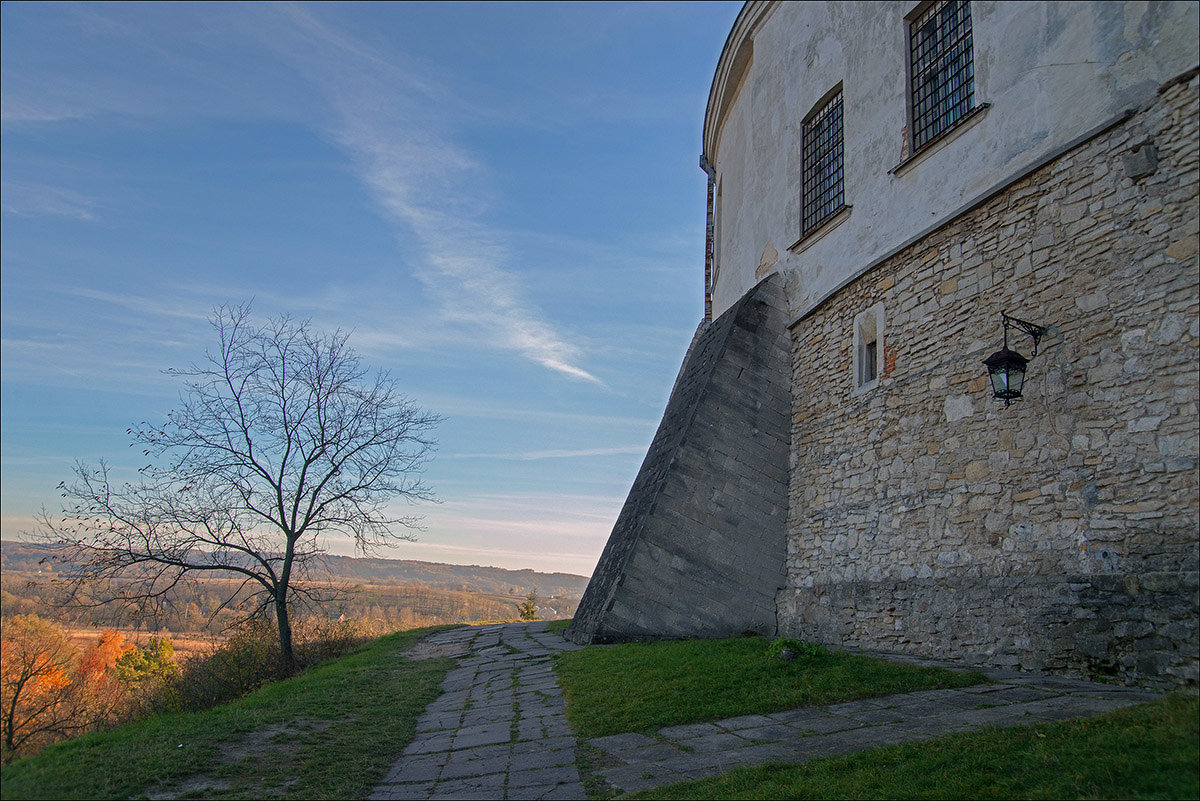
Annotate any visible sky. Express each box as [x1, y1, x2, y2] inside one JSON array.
[[1, 2, 742, 577]]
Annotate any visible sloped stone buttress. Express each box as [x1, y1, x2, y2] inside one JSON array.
[[567, 274, 791, 644]]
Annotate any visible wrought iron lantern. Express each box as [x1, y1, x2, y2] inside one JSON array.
[[983, 312, 1047, 405]]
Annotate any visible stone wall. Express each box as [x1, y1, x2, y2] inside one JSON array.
[[568, 275, 790, 644], [780, 72, 1199, 687]]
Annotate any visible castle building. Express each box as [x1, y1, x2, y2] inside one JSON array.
[[569, 0, 1199, 687]]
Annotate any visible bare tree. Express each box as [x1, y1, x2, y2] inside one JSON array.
[[45, 306, 440, 671]]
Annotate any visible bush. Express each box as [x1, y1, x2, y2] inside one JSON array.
[[158, 616, 386, 713], [767, 637, 828, 660], [166, 620, 283, 711], [292, 616, 384, 665]]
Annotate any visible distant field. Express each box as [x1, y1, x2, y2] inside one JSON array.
[[2, 540, 587, 635], [61, 626, 222, 662]]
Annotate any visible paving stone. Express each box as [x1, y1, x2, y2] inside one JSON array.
[[842, 722, 920, 748], [779, 712, 862, 735], [718, 742, 805, 765], [884, 699, 961, 720], [1019, 676, 1107, 693], [440, 754, 510, 780], [670, 730, 750, 754], [369, 781, 435, 800], [427, 772, 505, 799], [587, 732, 659, 754], [767, 708, 829, 725], [960, 683, 1018, 694], [518, 720, 546, 741], [654, 750, 740, 775], [404, 734, 454, 756], [601, 763, 686, 794], [461, 708, 512, 726], [511, 747, 575, 770], [508, 765, 581, 787], [800, 731, 879, 759], [537, 782, 588, 800], [452, 722, 511, 749], [1068, 687, 1160, 701], [541, 718, 572, 737], [820, 700, 883, 717], [660, 721, 724, 739], [384, 753, 447, 783], [898, 714, 977, 736], [717, 713, 777, 730], [841, 707, 909, 726], [736, 722, 809, 741]]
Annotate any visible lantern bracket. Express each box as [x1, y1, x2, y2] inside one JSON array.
[[1002, 312, 1047, 356]]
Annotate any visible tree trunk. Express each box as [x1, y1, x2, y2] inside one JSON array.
[[275, 593, 295, 675]]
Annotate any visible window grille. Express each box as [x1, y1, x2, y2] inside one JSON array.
[[910, 0, 975, 152], [801, 89, 845, 237]]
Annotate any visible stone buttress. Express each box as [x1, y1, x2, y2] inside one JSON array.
[[567, 274, 790, 645]]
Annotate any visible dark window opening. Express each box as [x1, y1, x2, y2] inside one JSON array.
[[863, 339, 878, 384], [801, 88, 845, 237], [910, 0, 975, 152]]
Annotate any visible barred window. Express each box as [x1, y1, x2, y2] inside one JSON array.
[[801, 88, 845, 238], [909, 0, 975, 152]]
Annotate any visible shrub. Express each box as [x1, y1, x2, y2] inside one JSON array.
[[767, 637, 828, 660], [166, 620, 284, 711], [292, 616, 383, 665], [517, 591, 539, 621], [155, 615, 387, 713]]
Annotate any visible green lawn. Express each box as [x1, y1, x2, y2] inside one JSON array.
[[630, 693, 1200, 800], [553, 636, 986, 738], [1, 626, 455, 800]]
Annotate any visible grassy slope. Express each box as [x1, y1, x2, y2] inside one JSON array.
[[1, 626, 454, 800], [630, 693, 1200, 800], [554, 636, 986, 738]]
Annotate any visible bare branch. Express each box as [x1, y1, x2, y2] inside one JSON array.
[[44, 305, 440, 671]]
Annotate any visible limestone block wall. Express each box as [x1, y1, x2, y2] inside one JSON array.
[[568, 275, 790, 645], [780, 72, 1199, 687]]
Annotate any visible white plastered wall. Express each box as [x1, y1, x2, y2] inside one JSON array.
[[706, 0, 1200, 320]]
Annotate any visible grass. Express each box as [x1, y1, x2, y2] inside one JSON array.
[[0, 625, 456, 800], [554, 636, 986, 738], [546, 619, 572, 633], [629, 693, 1200, 800]]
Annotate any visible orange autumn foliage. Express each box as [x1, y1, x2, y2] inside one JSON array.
[[79, 630, 134, 684], [1, 617, 138, 760]]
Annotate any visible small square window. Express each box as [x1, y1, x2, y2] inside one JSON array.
[[909, 0, 975, 152]]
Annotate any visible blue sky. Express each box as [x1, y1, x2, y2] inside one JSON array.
[[1, 2, 741, 575]]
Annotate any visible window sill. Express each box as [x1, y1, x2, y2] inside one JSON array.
[[850, 377, 881, 398], [789, 204, 852, 253], [890, 103, 991, 176]]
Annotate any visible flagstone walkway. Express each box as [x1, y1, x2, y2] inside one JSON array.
[[370, 622, 1160, 800]]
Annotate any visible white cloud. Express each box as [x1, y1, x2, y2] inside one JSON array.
[[1, 182, 97, 220], [257, 5, 604, 386]]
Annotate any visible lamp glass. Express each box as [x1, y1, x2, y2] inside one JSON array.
[[983, 346, 1029, 401]]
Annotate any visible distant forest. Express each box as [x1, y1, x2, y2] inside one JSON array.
[[1, 542, 590, 634]]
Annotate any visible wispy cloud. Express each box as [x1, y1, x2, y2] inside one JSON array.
[[1, 182, 97, 220], [0, 98, 88, 124], [258, 5, 604, 386]]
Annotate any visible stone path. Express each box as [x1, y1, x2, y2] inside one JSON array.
[[372, 623, 1161, 800], [371, 622, 585, 800], [585, 670, 1159, 796]]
